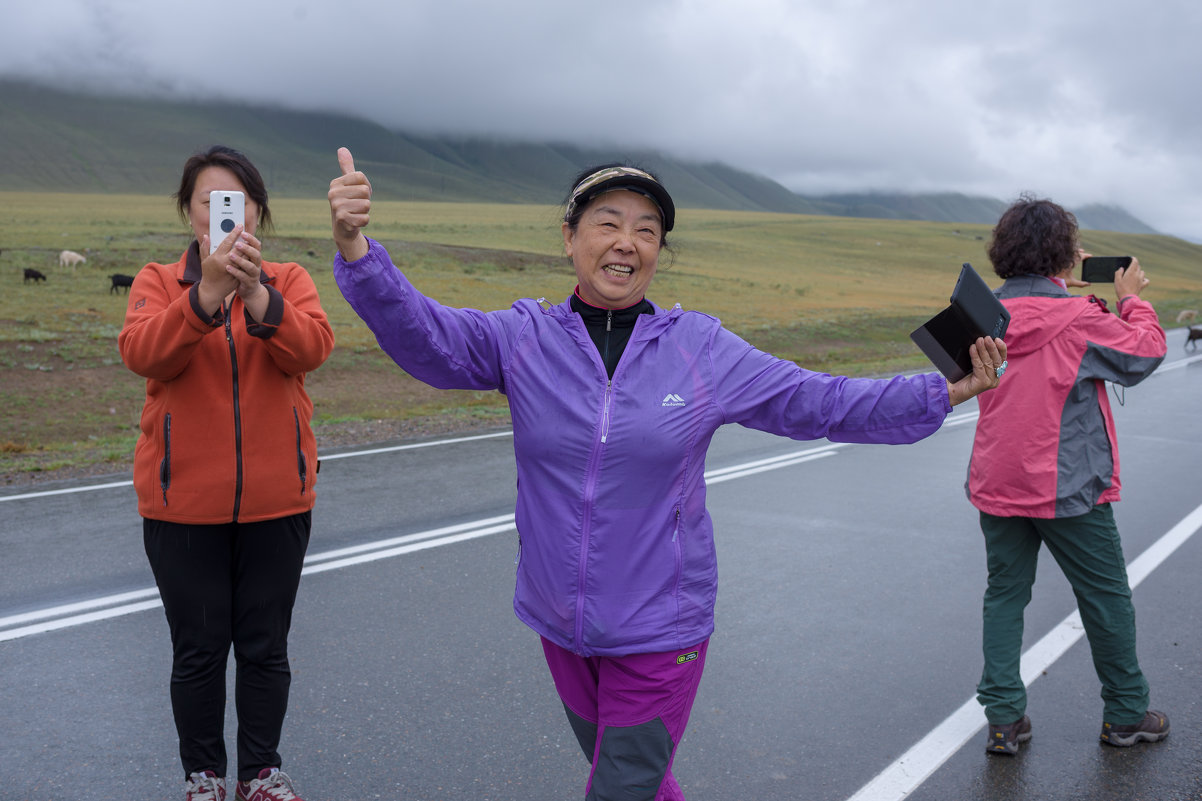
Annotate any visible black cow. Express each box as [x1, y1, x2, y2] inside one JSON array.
[[109, 273, 135, 294], [1187, 325, 1202, 351], [24, 268, 46, 283]]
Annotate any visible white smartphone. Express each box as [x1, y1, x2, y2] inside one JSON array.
[[209, 190, 245, 253]]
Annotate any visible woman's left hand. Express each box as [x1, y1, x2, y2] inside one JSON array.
[[947, 336, 1008, 406], [1065, 246, 1092, 288], [228, 230, 270, 319]]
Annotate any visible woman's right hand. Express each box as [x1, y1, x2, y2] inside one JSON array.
[[1114, 257, 1149, 299], [329, 147, 372, 262]]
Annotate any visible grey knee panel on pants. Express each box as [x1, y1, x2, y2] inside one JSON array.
[[565, 704, 599, 761], [577, 712, 674, 801]]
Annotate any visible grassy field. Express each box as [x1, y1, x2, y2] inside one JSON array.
[[3, 191, 1201, 482]]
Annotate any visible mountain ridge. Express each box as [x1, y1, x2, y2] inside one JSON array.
[[0, 79, 1158, 234]]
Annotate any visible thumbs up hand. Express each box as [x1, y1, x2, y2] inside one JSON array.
[[329, 147, 372, 262]]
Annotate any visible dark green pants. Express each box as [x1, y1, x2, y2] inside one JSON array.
[[977, 504, 1149, 725]]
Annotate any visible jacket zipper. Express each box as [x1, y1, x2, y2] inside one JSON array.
[[293, 407, 307, 495], [575, 326, 615, 652], [600, 380, 613, 443], [225, 301, 244, 521], [575, 432, 605, 652], [601, 309, 613, 369], [159, 412, 172, 506], [671, 506, 684, 602]]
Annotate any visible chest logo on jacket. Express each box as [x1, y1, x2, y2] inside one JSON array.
[[662, 393, 687, 408]]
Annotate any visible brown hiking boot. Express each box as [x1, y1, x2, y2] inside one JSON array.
[[986, 715, 1032, 755], [1101, 709, 1170, 747]]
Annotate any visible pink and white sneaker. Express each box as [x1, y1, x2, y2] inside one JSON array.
[[185, 770, 226, 801], [235, 768, 304, 801]]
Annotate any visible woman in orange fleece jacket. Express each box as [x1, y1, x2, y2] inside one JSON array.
[[119, 146, 333, 801]]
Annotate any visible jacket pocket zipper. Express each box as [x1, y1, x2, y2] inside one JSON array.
[[672, 506, 684, 596], [158, 412, 172, 507], [293, 407, 307, 495]]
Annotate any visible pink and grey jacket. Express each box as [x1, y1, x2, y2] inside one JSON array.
[[335, 239, 953, 656], [967, 275, 1165, 519]]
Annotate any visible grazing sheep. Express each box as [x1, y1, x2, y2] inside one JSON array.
[[24, 268, 47, 283], [1176, 309, 1199, 324], [1187, 326, 1202, 351], [59, 250, 87, 268], [109, 273, 135, 294]]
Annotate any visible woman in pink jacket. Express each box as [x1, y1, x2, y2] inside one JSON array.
[[966, 194, 1168, 755]]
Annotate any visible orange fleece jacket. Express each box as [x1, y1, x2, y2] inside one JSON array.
[[118, 243, 334, 524]]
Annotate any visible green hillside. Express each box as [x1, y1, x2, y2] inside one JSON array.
[[0, 79, 1160, 234], [0, 79, 818, 212]]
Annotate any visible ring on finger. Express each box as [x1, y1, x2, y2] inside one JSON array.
[[994, 360, 1007, 378]]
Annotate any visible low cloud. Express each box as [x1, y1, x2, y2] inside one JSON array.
[[4, 0, 1201, 239]]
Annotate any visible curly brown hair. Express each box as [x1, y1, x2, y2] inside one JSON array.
[[987, 193, 1078, 279]]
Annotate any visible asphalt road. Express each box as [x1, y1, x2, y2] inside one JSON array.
[[2, 328, 1200, 801]]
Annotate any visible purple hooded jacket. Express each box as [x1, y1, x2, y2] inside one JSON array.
[[335, 238, 952, 656]]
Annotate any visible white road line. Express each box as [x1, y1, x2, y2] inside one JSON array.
[[0, 444, 846, 642], [315, 430, 513, 461], [302, 523, 518, 576], [0, 600, 165, 643], [0, 480, 134, 503], [0, 587, 160, 629], [846, 501, 1202, 801], [942, 411, 980, 427], [707, 450, 837, 483], [303, 513, 516, 565]]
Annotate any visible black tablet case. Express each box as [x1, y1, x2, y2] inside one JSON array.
[[910, 263, 1010, 382]]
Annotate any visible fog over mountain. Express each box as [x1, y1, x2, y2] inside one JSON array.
[[3, 1, 1200, 239]]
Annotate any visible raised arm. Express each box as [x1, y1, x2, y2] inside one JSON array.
[[329, 147, 371, 263]]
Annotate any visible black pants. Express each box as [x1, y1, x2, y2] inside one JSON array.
[[144, 512, 310, 781]]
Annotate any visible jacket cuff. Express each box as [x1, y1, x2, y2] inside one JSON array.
[[246, 285, 284, 339], [188, 283, 223, 328]]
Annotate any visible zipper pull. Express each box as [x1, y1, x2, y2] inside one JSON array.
[[673, 508, 680, 541], [601, 380, 612, 444], [606, 309, 612, 332]]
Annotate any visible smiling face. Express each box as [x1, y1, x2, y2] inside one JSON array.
[[563, 189, 663, 309], [185, 165, 260, 246]]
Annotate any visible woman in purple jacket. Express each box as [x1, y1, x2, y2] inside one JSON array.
[[328, 148, 1006, 801]]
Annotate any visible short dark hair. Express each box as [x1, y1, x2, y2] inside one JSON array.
[[987, 193, 1078, 279], [173, 145, 273, 233], [562, 162, 673, 247]]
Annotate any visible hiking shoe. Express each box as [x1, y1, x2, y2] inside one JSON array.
[[235, 768, 304, 801], [186, 770, 226, 801], [986, 715, 1032, 755], [1101, 709, 1170, 747]]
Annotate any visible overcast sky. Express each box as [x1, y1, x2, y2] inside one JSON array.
[[4, 0, 1202, 240]]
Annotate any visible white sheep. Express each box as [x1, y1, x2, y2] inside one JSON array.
[[1176, 309, 1199, 324], [59, 250, 87, 268]]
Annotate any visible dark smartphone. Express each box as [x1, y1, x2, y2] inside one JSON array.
[[1081, 256, 1132, 283]]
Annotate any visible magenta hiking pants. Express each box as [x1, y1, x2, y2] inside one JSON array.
[[541, 637, 710, 801]]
